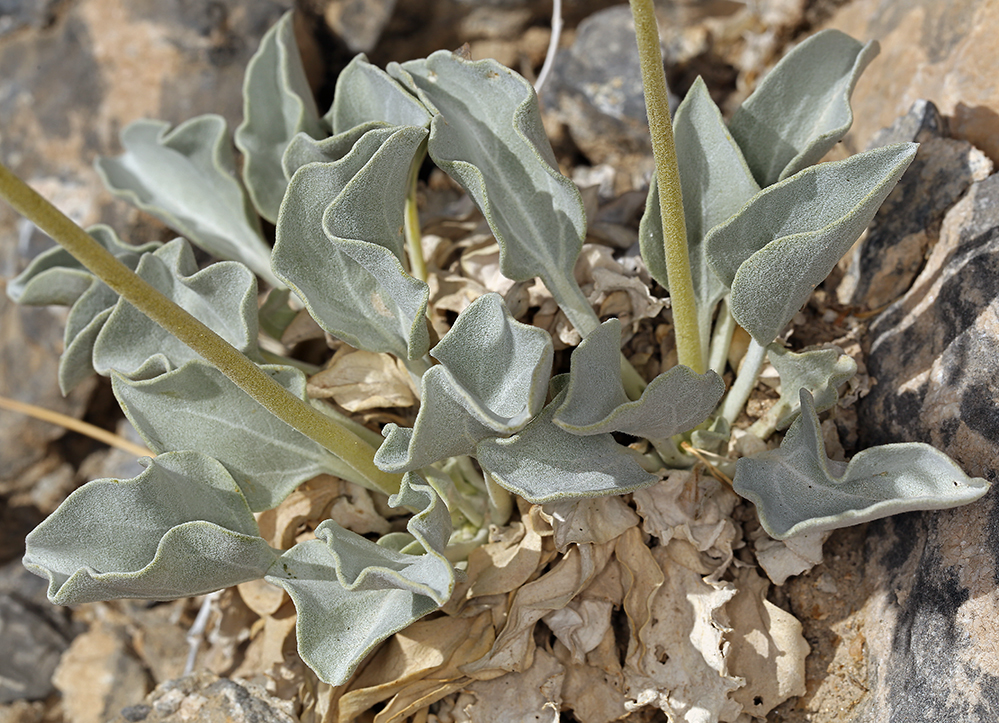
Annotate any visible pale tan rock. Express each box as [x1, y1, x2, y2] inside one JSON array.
[[824, 0, 999, 162], [52, 623, 149, 723]]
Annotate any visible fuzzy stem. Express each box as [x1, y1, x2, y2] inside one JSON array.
[[0, 162, 401, 496], [721, 337, 767, 424], [629, 0, 703, 374]]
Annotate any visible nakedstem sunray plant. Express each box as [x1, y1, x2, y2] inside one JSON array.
[[1, 5, 989, 685]]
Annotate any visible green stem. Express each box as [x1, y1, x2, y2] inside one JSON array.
[[405, 143, 428, 284], [0, 162, 401, 497], [629, 0, 703, 374]]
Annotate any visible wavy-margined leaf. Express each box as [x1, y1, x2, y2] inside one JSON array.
[[476, 381, 657, 504], [734, 390, 991, 538], [266, 473, 454, 685], [112, 360, 355, 511], [554, 319, 724, 442], [7, 225, 161, 306], [235, 10, 325, 223], [95, 115, 279, 286], [375, 293, 552, 473], [729, 30, 879, 187], [397, 51, 596, 334], [23, 451, 278, 605], [282, 124, 387, 179], [272, 125, 430, 360], [706, 143, 916, 344], [326, 53, 431, 135], [639, 79, 759, 360], [91, 238, 261, 378], [766, 344, 857, 430]]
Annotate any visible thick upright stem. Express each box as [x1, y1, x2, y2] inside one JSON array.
[[0, 162, 401, 496], [629, 0, 703, 373]]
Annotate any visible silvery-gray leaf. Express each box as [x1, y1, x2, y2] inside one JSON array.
[[58, 283, 118, 393], [257, 287, 297, 341], [733, 390, 991, 539], [266, 473, 454, 685], [707, 143, 916, 344], [555, 319, 724, 441], [476, 385, 658, 503], [729, 30, 879, 186], [326, 53, 431, 135], [95, 115, 278, 286], [235, 10, 325, 223], [91, 238, 261, 378], [112, 360, 351, 512], [375, 293, 552, 473], [282, 124, 386, 178], [8, 225, 159, 306], [23, 451, 277, 605], [272, 125, 430, 360], [767, 343, 857, 430], [639, 78, 759, 361], [400, 51, 596, 334]]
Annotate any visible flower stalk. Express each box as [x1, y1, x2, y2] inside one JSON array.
[[629, 0, 704, 374], [0, 161, 401, 496]]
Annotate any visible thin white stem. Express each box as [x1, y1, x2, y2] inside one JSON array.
[[534, 0, 563, 93], [721, 337, 767, 424], [708, 298, 737, 375], [184, 591, 221, 676]]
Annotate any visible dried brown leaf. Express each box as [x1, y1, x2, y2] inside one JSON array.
[[308, 349, 417, 412], [725, 569, 808, 718], [541, 495, 640, 551]]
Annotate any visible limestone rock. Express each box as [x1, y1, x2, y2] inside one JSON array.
[[0, 595, 70, 703], [52, 623, 150, 723], [838, 100, 993, 309], [105, 671, 298, 723], [859, 171, 999, 476], [824, 0, 999, 164], [850, 169, 999, 722]]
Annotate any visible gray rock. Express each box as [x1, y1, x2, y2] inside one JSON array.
[[850, 168, 999, 721], [541, 5, 678, 167], [0, 595, 71, 702], [838, 101, 993, 310], [105, 671, 299, 723], [0, 0, 62, 38], [0, 559, 77, 703]]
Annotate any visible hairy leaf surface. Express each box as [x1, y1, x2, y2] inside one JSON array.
[[92, 238, 261, 378], [734, 390, 991, 538], [326, 53, 431, 134], [707, 143, 916, 344], [729, 30, 879, 186], [375, 293, 552, 473], [767, 344, 857, 430], [235, 10, 325, 223], [113, 361, 352, 511], [95, 115, 278, 285], [555, 320, 724, 441], [267, 473, 454, 685], [398, 51, 596, 334], [272, 125, 430, 360], [476, 382, 657, 503], [23, 452, 277, 604]]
